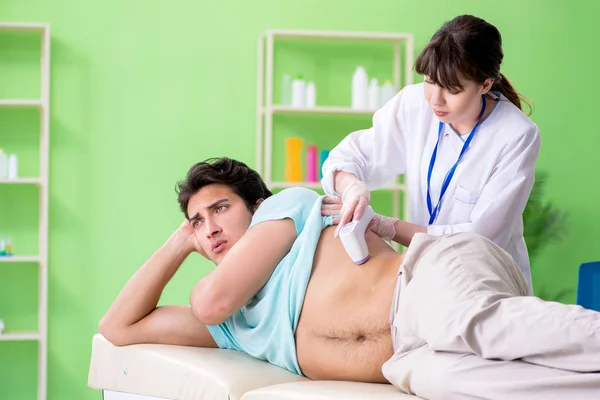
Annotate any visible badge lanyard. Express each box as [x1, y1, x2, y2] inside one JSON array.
[[426, 95, 486, 225]]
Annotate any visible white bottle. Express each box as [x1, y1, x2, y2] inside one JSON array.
[[351, 66, 368, 110], [368, 78, 380, 110], [8, 154, 18, 180], [0, 319, 4, 334], [305, 81, 316, 108], [0, 149, 8, 180], [380, 80, 395, 106], [281, 74, 291, 105], [291, 75, 306, 108]]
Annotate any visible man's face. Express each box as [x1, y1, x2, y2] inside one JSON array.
[[187, 184, 255, 265]]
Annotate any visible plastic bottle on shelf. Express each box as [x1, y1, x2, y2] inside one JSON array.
[[0, 149, 8, 180], [305, 81, 316, 108], [291, 75, 306, 108], [285, 137, 303, 182], [306, 145, 318, 182], [351, 66, 368, 110], [0, 237, 6, 256], [319, 150, 330, 179], [281, 74, 291, 105], [6, 237, 13, 256], [380, 80, 395, 106], [368, 78, 380, 110], [8, 154, 18, 180], [0, 319, 4, 335]]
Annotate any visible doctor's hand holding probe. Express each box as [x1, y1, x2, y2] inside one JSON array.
[[320, 14, 541, 292]]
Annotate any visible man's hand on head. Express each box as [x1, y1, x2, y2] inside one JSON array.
[[177, 220, 206, 257]]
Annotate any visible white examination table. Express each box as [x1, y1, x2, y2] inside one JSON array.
[[88, 334, 423, 400]]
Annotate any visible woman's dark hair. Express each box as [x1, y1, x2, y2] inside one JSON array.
[[415, 14, 532, 114], [176, 157, 272, 218]]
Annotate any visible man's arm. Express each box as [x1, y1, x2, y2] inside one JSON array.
[[99, 222, 217, 348], [190, 218, 297, 325]]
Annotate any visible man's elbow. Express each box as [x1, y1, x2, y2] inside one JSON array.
[[98, 317, 130, 347], [190, 288, 232, 326]]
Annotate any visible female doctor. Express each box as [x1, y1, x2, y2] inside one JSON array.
[[321, 15, 540, 291]]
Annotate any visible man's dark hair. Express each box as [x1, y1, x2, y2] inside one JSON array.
[[176, 157, 273, 219]]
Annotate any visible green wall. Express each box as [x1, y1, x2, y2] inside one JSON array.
[[1, 0, 598, 398]]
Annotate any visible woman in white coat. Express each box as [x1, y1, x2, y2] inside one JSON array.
[[321, 15, 540, 292]]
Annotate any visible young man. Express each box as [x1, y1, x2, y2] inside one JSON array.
[[100, 157, 600, 399], [100, 157, 400, 383]]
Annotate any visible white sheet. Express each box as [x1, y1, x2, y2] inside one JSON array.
[[242, 381, 419, 399], [104, 392, 168, 400], [88, 334, 424, 400], [88, 334, 306, 400]]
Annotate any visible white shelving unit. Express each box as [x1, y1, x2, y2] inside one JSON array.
[[0, 178, 43, 184], [0, 255, 42, 263], [0, 331, 41, 341], [266, 105, 374, 116], [256, 29, 413, 220], [0, 99, 44, 108], [0, 22, 50, 400]]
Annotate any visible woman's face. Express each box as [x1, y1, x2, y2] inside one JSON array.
[[423, 75, 493, 132]]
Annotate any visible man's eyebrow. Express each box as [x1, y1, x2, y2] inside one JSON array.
[[188, 199, 230, 222], [205, 198, 229, 210]]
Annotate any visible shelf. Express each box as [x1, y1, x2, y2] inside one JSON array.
[[0, 331, 40, 341], [0, 99, 44, 109], [0, 255, 41, 263], [266, 29, 412, 42], [0, 177, 42, 185], [265, 105, 374, 116], [1, 20, 50, 400], [257, 29, 413, 231], [0, 22, 49, 33], [271, 181, 406, 191]]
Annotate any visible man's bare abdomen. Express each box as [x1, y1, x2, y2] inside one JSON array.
[[295, 226, 404, 382]]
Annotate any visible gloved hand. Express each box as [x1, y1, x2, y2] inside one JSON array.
[[337, 180, 370, 237], [368, 214, 399, 242], [321, 196, 398, 241]]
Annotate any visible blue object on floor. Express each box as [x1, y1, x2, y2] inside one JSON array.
[[577, 261, 600, 311]]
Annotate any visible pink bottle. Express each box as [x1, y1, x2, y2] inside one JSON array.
[[306, 145, 318, 183]]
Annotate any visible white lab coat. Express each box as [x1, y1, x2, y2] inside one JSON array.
[[321, 83, 540, 291]]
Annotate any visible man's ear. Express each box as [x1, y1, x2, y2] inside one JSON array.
[[253, 198, 264, 211]]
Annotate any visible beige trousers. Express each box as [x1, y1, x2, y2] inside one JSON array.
[[383, 232, 600, 399]]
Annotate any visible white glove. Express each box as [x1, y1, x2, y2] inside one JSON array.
[[321, 195, 398, 242], [368, 214, 399, 242], [336, 180, 371, 236]]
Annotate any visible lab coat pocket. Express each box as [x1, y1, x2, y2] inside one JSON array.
[[454, 185, 480, 205]]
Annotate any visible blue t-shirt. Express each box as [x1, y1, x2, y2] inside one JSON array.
[[206, 187, 333, 375]]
